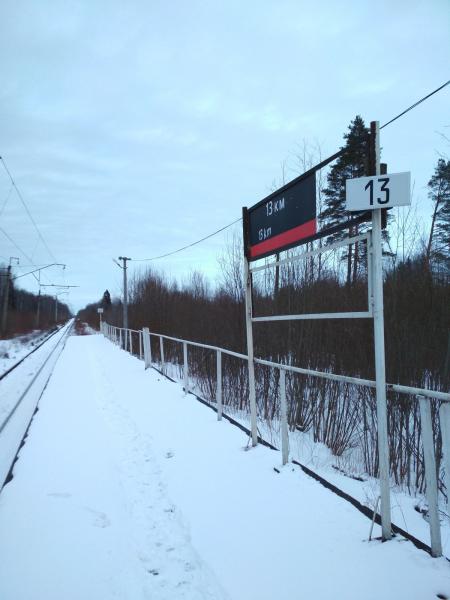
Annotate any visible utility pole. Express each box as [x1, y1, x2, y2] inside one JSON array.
[[40, 284, 78, 326], [114, 256, 131, 349], [1, 257, 19, 336], [1, 265, 11, 336], [118, 257, 130, 331], [54, 291, 69, 323]]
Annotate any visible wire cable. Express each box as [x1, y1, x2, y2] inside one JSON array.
[[0, 156, 58, 263], [0, 226, 55, 285], [130, 80, 449, 263], [131, 217, 242, 262], [0, 184, 14, 219], [380, 79, 450, 130]]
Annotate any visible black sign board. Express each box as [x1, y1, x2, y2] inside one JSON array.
[[244, 171, 316, 261]]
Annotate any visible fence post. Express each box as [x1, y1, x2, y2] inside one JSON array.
[[142, 327, 151, 369], [139, 332, 143, 360], [183, 342, 189, 394], [129, 330, 133, 355], [418, 395, 442, 557], [216, 349, 222, 420], [279, 369, 289, 465], [244, 256, 258, 446], [439, 402, 450, 519], [119, 328, 123, 349], [160, 336, 165, 374]]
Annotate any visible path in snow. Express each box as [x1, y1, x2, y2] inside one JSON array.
[[0, 333, 449, 600]]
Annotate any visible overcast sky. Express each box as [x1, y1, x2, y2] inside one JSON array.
[[0, 0, 449, 311]]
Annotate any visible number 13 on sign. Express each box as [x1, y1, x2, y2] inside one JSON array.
[[346, 172, 411, 211]]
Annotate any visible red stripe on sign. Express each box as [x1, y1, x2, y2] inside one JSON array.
[[249, 219, 317, 259]]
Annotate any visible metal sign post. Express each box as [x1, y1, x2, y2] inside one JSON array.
[[345, 121, 395, 541], [244, 254, 258, 446]]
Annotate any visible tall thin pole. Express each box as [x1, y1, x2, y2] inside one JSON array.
[[36, 272, 41, 328], [1, 265, 11, 335], [244, 256, 258, 446], [371, 120, 392, 541], [118, 256, 130, 332]]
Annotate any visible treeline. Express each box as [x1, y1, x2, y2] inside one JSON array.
[[0, 269, 71, 337], [81, 116, 449, 492]]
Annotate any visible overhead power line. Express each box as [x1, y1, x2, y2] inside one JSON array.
[[0, 156, 58, 263], [132, 217, 242, 262], [131, 79, 449, 264], [380, 79, 450, 130], [0, 226, 57, 286]]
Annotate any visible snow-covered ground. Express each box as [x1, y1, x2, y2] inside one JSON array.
[[0, 320, 73, 488], [162, 357, 450, 559], [0, 327, 58, 374], [0, 333, 448, 599]]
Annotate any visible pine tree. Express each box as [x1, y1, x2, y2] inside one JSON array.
[[320, 115, 370, 285], [426, 158, 450, 272], [101, 289, 112, 309]]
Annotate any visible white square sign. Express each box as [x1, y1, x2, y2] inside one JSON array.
[[346, 172, 411, 211], [97, 307, 104, 313]]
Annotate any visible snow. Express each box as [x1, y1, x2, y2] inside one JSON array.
[[163, 357, 450, 558], [0, 327, 58, 374], [0, 333, 449, 599], [0, 320, 73, 488]]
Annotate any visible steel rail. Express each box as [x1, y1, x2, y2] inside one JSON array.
[[0, 325, 63, 381], [0, 320, 73, 436]]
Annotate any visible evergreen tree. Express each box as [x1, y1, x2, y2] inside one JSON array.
[[320, 115, 370, 285], [427, 158, 450, 271], [101, 289, 112, 309]]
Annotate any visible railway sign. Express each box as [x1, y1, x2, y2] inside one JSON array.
[[244, 171, 316, 261], [346, 172, 411, 211], [97, 308, 104, 314]]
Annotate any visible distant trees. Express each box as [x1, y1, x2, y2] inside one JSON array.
[[0, 267, 71, 337]]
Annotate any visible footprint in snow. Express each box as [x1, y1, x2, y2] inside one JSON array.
[[83, 507, 111, 528], [47, 492, 72, 499]]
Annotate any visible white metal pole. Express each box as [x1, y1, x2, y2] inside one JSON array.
[[216, 349, 222, 421], [279, 369, 289, 465], [119, 328, 122, 348], [419, 396, 442, 557], [129, 330, 133, 355], [183, 341, 189, 394], [160, 336, 165, 374], [371, 120, 392, 541], [244, 256, 258, 446], [439, 403, 450, 518], [142, 327, 151, 369]]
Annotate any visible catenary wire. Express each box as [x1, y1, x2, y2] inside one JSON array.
[[0, 226, 55, 285], [0, 156, 58, 263], [0, 184, 14, 219], [131, 217, 242, 262]]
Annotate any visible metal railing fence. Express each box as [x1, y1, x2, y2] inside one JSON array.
[[101, 320, 449, 558]]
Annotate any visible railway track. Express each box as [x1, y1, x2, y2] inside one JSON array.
[[0, 319, 74, 490], [0, 325, 64, 382]]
